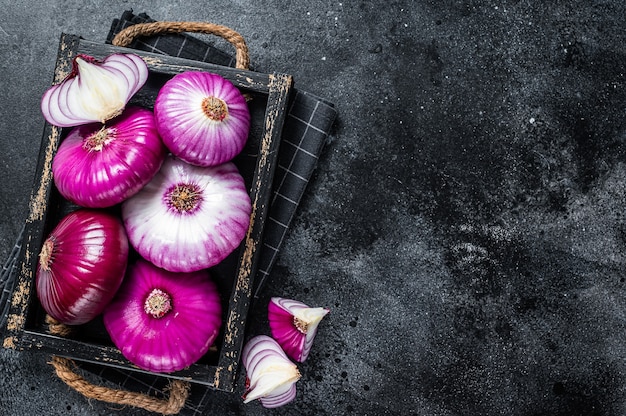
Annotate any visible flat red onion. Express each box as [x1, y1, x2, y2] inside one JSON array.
[[121, 154, 252, 273], [36, 209, 129, 325], [268, 297, 330, 362], [102, 258, 222, 373], [52, 107, 166, 208], [41, 53, 148, 127], [242, 335, 301, 408], [153, 71, 250, 167]]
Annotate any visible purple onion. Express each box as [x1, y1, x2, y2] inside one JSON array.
[[41, 53, 149, 127], [121, 154, 252, 273], [52, 107, 166, 208], [103, 258, 222, 373], [154, 71, 250, 167], [36, 209, 129, 325], [242, 335, 301, 408], [268, 297, 330, 362]]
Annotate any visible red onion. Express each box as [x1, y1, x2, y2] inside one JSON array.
[[153, 71, 250, 167], [242, 335, 301, 408], [121, 154, 252, 273], [41, 53, 148, 127], [36, 209, 129, 326], [268, 297, 329, 362], [52, 107, 166, 208], [102, 258, 222, 373]]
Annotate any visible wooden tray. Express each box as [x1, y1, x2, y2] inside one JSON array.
[[2, 33, 293, 392]]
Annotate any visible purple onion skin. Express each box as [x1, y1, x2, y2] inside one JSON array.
[[154, 71, 250, 167], [103, 259, 223, 373], [36, 209, 129, 326], [52, 106, 167, 208]]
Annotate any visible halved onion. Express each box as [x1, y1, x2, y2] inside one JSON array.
[[41, 53, 149, 127], [121, 154, 252, 273], [268, 297, 330, 362], [242, 335, 301, 408]]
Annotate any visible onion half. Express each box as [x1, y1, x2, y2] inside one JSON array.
[[41, 53, 148, 127], [154, 71, 250, 167], [52, 107, 166, 208], [103, 259, 222, 373], [268, 297, 330, 362], [36, 209, 129, 326], [242, 335, 301, 408], [121, 155, 252, 273]]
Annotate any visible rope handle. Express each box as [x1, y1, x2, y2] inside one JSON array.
[[50, 356, 190, 415], [46, 316, 190, 414], [112, 21, 250, 70]]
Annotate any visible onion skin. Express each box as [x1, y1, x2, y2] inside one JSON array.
[[36, 209, 129, 326], [242, 335, 301, 408], [154, 71, 250, 167], [41, 53, 148, 127], [52, 107, 166, 208], [122, 154, 252, 273], [103, 259, 222, 373]]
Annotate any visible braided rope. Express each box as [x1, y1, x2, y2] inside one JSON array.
[[46, 316, 190, 414], [49, 356, 189, 415], [112, 21, 250, 70]]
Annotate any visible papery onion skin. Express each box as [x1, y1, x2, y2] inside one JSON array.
[[154, 71, 250, 167], [41, 53, 148, 127], [103, 258, 222, 373], [36, 209, 129, 326], [242, 335, 301, 408], [122, 155, 252, 273], [52, 107, 166, 208], [268, 297, 330, 362]]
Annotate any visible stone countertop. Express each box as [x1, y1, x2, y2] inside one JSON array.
[[1, 1, 625, 415]]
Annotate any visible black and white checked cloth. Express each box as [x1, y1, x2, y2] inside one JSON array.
[[0, 10, 336, 414]]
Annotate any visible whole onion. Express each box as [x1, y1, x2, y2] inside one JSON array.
[[153, 71, 250, 167], [36, 209, 129, 326], [103, 258, 222, 373], [52, 107, 166, 208], [121, 154, 252, 273]]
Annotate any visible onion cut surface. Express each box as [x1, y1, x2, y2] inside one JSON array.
[[154, 71, 250, 167], [122, 155, 252, 273], [36, 209, 129, 326], [52, 107, 166, 208], [103, 259, 222, 373]]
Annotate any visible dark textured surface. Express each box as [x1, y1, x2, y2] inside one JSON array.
[[1, 1, 626, 415]]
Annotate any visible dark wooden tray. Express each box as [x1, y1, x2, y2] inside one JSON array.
[[2, 33, 293, 392]]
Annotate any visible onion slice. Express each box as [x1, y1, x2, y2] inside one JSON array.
[[103, 259, 222, 373], [36, 209, 129, 326], [41, 53, 149, 127], [154, 71, 250, 167], [121, 155, 252, 273], [268, 297, 330, 362], [52, 107, 166, 208], [242, 335, 301, 408]]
